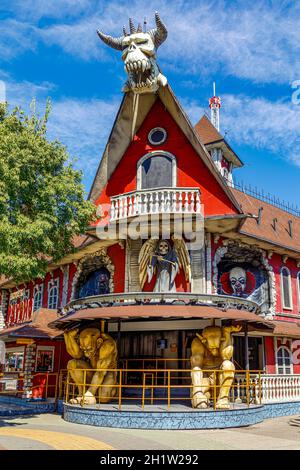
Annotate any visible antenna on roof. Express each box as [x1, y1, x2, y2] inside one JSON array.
[[209, 82, 221, 132]]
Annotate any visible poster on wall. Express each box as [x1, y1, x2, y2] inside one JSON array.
[[35, 349, 54, 372], [217, 261, 270, 312]]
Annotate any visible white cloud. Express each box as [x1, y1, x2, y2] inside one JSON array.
[[46, 97, 120, 183], [1, 0, 94, 21], [38, 0, 300, 84], [2, 1, 300, 83]]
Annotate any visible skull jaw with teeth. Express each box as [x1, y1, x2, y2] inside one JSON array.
[[122, 33, 167, 94]]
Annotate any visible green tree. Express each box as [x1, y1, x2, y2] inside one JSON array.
[[0, 101, 95, 283]]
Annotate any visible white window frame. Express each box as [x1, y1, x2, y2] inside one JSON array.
[[33, 285, 43, 313], [280, 266, 293, 310], [48, 278, 59, 309], [297, 272, 300, 312], [136, 151, 177, 190], [276, 345, 293, 375], [148, 127, 167, 145]]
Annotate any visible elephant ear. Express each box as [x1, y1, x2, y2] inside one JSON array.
[[138, 239, 157, 288], [172, 237, 191, 282]]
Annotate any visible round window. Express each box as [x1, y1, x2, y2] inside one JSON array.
[[148, 128, 167, 145]]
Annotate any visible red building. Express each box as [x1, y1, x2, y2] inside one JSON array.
[[1, 19, 300, 413]]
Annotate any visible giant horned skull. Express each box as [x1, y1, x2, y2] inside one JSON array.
[[97, 12, 168, 94]]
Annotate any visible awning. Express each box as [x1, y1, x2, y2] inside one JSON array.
[[49, 304, 274, 331], [0, 309, 64, 340], [270, 320, 300, 338]]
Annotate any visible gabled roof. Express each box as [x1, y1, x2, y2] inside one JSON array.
[[194, 115, 243, 168], [194, 115, 223, 144], [88, 84, 242, 214]]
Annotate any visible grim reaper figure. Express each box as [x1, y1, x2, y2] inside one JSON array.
[[139, 239, 191, 292]]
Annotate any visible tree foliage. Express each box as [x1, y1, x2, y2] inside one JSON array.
[[0, 101, 95, 283]]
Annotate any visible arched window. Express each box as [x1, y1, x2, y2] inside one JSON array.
[[137, 151, 176, 190], [277, 346, 292, 374], [281, 267, 292, 309], [33, 285, 43, 312], [48, 280, 59, 309]]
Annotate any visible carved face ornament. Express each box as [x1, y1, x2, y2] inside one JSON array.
[[79, 328, 101, 359], [97, 13, 168, 94], [229, 267, 246, 296]]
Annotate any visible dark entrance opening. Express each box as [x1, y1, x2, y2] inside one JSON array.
[[234, 336, 264, 370]]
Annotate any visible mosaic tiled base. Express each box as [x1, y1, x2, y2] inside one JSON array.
[[63, 401, 300, 429], [0, 396, 56, 416], [63, 404, 264, 429]]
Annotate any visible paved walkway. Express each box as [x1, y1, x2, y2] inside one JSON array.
[[1, 413, 300, 450]]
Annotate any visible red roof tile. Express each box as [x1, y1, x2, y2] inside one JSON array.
[[194, 115, 223, 145], [0, 309, 63, 339], [231, 188, 300, 253]]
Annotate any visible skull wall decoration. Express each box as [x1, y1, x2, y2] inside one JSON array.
[[97, 13, 168, 94], [158, 240, 170, 256], [229, 267, 246, 296]]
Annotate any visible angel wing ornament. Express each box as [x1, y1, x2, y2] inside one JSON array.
[[138, 238, 191, 292]]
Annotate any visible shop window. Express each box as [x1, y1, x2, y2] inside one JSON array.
[[33, 285, 43, 312], [277, 346, 292, 374], [281, 267, 292, 310], [35, 347, 54, 373], [5, 348, 24, 372], [48, 279, 59, 309]]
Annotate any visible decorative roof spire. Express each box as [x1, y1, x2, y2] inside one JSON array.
[[209, 82, 221, 131]]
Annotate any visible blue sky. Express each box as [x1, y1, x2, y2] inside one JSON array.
[[0, 0, 300, 207]]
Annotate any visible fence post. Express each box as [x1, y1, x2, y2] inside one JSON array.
[[142, 373, 145, 410], [118, 369, 122, 411], [66, 371, 69, 403], [246, 370, 250, 407], [167, 370, 171, 410], [213, 371, 217, 410]]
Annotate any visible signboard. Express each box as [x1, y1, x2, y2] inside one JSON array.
[[10, 289, 25, 301]]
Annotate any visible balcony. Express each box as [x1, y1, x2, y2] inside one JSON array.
[[110, 187, 201, 222], [65, 292, 260, 314]]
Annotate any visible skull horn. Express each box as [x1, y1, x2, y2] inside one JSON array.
[[152, 11, 168, 48], [129, 18, 136, 34], [97, 30, 123, 51], [123, 26, 128, 36], [137, 23, 142, 33]]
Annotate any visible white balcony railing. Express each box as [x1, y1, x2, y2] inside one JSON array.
[[235, 374, 300, 404], [110, 187, 201, 221], [260, 374, 300, 403]]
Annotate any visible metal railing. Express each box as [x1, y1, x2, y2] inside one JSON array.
[[63, 367, 263, 411]]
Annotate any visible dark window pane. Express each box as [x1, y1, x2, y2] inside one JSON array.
[[282, 269, 291, 308], [141, 155, 172, 189]]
